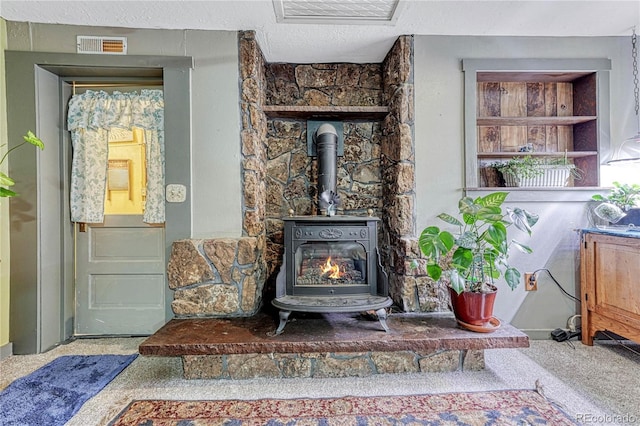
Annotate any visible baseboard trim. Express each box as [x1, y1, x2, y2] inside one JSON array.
[[520, 329, 555, 340], [0, 342, 13, 360]]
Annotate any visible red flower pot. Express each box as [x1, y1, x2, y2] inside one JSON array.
[[448, 285, 497, 326]]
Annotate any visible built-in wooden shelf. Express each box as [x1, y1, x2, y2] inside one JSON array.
[[477, 151, 598, 159], [477, 116, 597, 126], [263, 105, 389, 120], [464, 59, 611, 189]]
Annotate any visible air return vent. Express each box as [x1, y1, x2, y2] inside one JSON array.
[[273, 0, 402, 24], [77, 36, 127, 55]]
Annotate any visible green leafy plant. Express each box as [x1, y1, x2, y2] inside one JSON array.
[[493, 155, 545, 180], [591, 181, 640, 211], [1, 131, 45, 198], [414, 192, 538, 294], [493, 155, 582, 183]]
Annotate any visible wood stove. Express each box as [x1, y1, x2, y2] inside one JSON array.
[[272, 122, 391, 334], [272, 214, 392, 334]]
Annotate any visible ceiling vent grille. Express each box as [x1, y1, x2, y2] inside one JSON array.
[[273, 0, 402, 24], [77, 36, 127, 55]]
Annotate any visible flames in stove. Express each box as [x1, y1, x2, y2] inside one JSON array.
[[321, 257, 342, 279], [296, 247, 366, 286]]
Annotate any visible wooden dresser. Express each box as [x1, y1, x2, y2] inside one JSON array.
[[580, 229, 640, 345]]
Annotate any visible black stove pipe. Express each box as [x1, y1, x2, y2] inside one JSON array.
[[315, 123, 338, 207]]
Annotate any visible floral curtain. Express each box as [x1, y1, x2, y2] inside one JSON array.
[[67, 90, 165, 223]]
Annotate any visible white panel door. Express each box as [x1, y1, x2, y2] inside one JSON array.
[[75, 215, 165, 335]]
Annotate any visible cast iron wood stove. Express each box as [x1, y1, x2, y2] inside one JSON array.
[[272, 122, 392, 334], [272, 214, 392, 335]]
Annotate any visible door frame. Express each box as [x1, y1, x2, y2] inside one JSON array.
[[5, 51, 193, 353]]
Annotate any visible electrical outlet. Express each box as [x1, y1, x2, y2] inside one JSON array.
[[525, 273, 537, 291]]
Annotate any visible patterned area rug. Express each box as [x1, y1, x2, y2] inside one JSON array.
[[109, 389, 577, 425]]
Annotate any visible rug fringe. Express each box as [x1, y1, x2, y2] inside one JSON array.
[[534, 378, 577, 423], [99, 392, 136, 426], [534, 379, 546, 398]]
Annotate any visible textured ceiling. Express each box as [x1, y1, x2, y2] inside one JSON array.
[[1, 0, 639, 63]]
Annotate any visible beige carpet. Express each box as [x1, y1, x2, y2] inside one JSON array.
[[520, 339, 640, 419], [1, 337, 638, 425]]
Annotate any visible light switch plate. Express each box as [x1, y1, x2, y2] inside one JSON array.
[[165, 184, 186, 203]]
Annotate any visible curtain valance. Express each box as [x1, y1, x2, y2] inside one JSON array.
[[67, 89, 164, 132]]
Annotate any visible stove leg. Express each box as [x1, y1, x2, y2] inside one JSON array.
[[376, 308, 390, 332], [275, 310, 291, 335]]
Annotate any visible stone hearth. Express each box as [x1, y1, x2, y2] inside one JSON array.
[[139, 312, 529, 380]]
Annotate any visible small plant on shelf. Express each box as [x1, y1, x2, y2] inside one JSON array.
[[493, 154, 582, 187], [493, 155, 544, 182]]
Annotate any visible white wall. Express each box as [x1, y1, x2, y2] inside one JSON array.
[[186, 30, 242, 238], [414, 35, 639, 335]]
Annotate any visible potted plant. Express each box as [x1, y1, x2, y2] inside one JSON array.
[[414, 192, 538, 331], [591, 181, 640, 226], [493, 155, 543, 186], [1, 131, 45, 198], [494, 155, 581, 187], [591, 181, 640, 211]]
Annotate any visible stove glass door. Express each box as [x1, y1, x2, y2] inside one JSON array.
[[294, 241, 368, 293]]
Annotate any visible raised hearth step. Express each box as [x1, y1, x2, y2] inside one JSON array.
[[139, 311, 529, 356], [139, 312, 529, 379]]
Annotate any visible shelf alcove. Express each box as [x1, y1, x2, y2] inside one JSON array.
[[463, 58, 611, 200]]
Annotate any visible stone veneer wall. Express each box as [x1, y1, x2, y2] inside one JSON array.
[[168, 32, 447, 317], [380, 36, 450, 312], [263, 64, 385, 281], [182, 348, 484, 379], [168, 238, 264, 315]]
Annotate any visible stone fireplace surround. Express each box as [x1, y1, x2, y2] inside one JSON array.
[[151, 32, 531, 380], [167, 31, 446, 318]]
